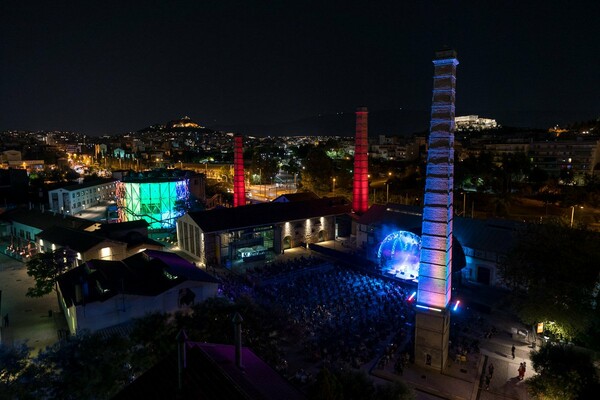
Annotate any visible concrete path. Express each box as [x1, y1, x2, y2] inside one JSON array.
[[0, 251, 67, 355]]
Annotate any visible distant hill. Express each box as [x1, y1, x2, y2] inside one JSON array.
[[210, 109, 431, 137]]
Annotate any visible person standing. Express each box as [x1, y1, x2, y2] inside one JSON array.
[[488, 362, 494, 377], [3, 313, 8, 328], [511, 344, 516, 359], [518, 362, 525, 380]]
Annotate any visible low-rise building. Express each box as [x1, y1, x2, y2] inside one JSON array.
[[48, 179, 118, 215], [176, 196, 352, 267], [355, 203, 519, 287], [36, 226, 128, 265], [57, 250, 219, 334], [0, 207, 96, 258]]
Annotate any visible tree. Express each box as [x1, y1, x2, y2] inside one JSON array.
[[498, 223, 600, 343], [29, 331, 133, 400], [528, 343, 599, 400], [251, 146, 280, 184], [0, 344, 31, 400], [335, 369, 375, 400], [309, 368, 415, 400], [129, 312, 178, 374], [26, 252, 64, 298], [309, 367, 342, 400], [301, 148, 333, 194], [498, 152, 531, 194], [26, 248, 76, 297], [375, 380, 415, 400]]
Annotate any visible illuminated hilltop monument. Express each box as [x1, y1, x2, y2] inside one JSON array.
[[414, 50, 459, 371], [352, 107, 369, 214], [233, 134, 246, 207]]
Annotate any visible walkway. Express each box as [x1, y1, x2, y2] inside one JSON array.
[[0, 251, 68, 355]]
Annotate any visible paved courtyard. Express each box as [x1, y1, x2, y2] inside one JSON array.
[[0, 251, 67, 355]]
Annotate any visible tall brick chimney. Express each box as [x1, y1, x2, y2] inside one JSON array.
[[352, 107, 369, 213], [233, 135, 246, 207]]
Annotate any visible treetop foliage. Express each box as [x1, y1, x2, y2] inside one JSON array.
[[498, 222, 600, 343]]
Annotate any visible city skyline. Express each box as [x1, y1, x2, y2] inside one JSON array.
[[1, 1, 598, 136]]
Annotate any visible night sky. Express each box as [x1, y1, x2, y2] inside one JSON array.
[[1, 1, 598, 136]]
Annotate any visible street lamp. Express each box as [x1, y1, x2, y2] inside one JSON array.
[[570, 205, 583, 228], [386, 181, 390, 203], [332, 177, 336, 195]]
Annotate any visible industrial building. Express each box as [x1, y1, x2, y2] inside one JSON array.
[[176, 196, 351, 267]]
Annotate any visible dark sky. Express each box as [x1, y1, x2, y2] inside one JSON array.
[[1, 1, 598, 136]]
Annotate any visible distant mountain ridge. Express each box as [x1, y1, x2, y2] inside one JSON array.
[[133, 110, 598, 137], [210, 109, 431, 137]]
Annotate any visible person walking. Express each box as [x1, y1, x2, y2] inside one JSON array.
[[518, 362, 525, 380], [488, 362, 494, 377], [511, 344, 516, 359]]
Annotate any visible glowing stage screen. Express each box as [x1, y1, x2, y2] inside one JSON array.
[[377, 230, 421, 282]]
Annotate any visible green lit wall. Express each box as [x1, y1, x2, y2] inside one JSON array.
[[117, 179, 189, 230]]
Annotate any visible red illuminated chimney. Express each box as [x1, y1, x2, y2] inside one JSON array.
[[352, 107, 369, 213], [233, 135, 246, 207]]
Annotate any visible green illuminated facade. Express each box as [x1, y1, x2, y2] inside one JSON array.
[[116, 178, 189, 230]]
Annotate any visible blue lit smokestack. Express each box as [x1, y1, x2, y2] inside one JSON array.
[[417, 49, 458, 310], [414, 49, 458, 372]]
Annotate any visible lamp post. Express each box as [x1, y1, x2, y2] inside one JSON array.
[[332, 177, 336, 195], [570, 205, 583, 228], [386, 182, 390, 203]]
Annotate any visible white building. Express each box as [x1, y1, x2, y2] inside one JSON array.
[[57, 250, 219, 334], [455, 115, 498, 131], [48, 179, 118, 215]]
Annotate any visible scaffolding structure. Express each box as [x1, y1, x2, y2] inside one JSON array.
[[116, 178, 189, 230]]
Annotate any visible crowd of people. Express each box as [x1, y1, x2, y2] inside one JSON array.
[[246, 255, 324, 280], [254, 266, 415, 370]]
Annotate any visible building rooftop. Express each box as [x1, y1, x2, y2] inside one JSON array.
[[37, 226, 120, 253], [272, 191, 320, 203], [187, 196, 351, 233], [57, 250, 219, 308], [115, 342, 305, 400], [50, 178, 118, 192], [1, 207, 96, 231], [358, 203, 521, 255]]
